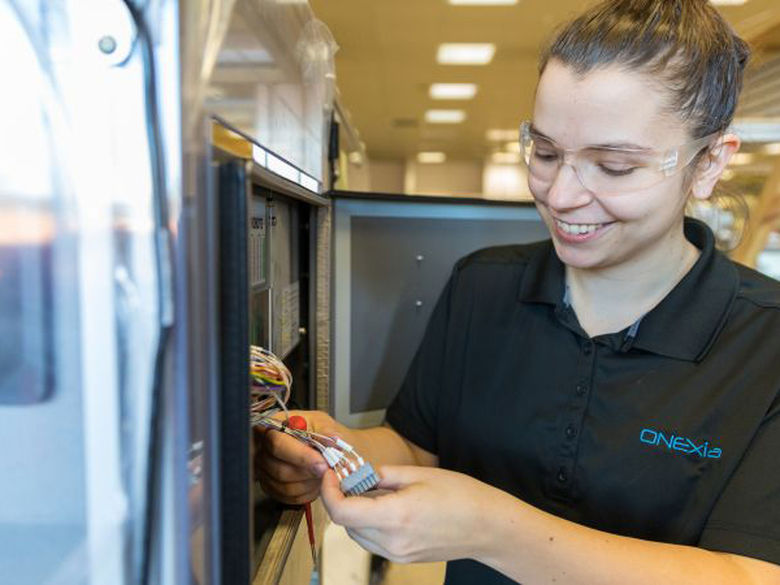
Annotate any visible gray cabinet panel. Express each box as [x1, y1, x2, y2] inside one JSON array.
[[333, 198, 547, 427]]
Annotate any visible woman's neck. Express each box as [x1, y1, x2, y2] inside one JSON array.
[[565, 234, 700, 338]]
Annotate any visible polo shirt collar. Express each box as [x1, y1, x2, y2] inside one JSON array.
[[631, 219, 739, 361], [518, 218, 739, 362], [518, 237, 565, 305]]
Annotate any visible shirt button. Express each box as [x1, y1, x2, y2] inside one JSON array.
[[575, 383, 587, 396], [565, 425, 577, 439], [583, 341, 594, 356], [557, 468, 568, 483]]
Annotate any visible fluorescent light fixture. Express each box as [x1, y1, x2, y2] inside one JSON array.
[[491, 152, 522, 164], [267, 152, 300, 183], [721, 169, 736, 181], [252, 144, 267, 167], [505, 141, 521, 153], [437, 43, 496, 65], [710, 0, 747, 5], [448, 0, 518, 4], [418, 152, 447, 164], [763, 143, 780, 155], [425, 109, 467, 124], [730, 118, 780, 142], [217, 48, 274, 65], [299, 173, 319, 193], [729, 153, 754, 165], [430, 83, 478, 100], [486, 128, 518, 141]]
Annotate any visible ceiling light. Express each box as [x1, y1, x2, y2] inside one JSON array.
[[486, 128, 518, 141], [709, 0, 748, 5], [430, 83, 478, 100], [437, 43, 496, 65], [505, 141, 521, 153], [491, 152, 521, 164], [425, 109, 467, 124], [448, 0, 518, 4], [418, 152, 447, 164], [729, 153, 754, 165], [217, 48, 274, 65], [763, 143, 780, 155]]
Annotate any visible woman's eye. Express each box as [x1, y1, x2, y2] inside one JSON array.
[[533, 150, 558, 162], [598, 164, 637, 177]]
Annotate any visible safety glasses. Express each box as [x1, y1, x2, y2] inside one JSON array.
[[519, 121, 718, 196]]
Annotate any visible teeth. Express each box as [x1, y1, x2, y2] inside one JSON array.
[[555, 220, 603, 235]]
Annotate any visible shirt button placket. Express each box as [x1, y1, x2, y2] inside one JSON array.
[[582, 340, 594, 356], [551, 339, 595, 501]]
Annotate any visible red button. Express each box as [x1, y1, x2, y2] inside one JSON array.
[[288, 415, 308, 430]]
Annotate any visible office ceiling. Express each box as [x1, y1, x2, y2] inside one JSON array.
[[309, 0, 780, 162]]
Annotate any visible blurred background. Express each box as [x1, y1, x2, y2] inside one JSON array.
[[312, 0, 780, 275]]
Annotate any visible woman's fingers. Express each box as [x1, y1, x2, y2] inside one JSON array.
[[261, 427, 327, 470], [252, 410, 350, 506], [258, 452, 326, 483], [321, 470, 397, 529], [257, 473, 321, 504]]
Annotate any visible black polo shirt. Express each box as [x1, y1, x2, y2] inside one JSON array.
[[386, 218, 780, 585]]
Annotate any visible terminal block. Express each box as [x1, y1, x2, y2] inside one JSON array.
[[340, 462, 380, 496]]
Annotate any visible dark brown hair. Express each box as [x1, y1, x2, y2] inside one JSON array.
[[539, 0, 751, 139]]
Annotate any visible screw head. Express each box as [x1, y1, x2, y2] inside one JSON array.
[[98, 35, 118, 55]]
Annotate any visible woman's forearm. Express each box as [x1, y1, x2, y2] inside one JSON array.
[[477, 488, 773, 585]]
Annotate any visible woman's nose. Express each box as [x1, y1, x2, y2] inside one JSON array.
[[545, 162, 593, 210]]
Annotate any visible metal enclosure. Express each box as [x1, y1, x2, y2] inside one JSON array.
[[0, 1, 337, 585], [213, 147, 328, 584]]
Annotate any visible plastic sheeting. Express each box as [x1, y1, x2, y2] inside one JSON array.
[[0, 1, 175, 584], [184, 0, 339, 184]]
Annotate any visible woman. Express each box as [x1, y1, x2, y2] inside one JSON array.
[[257, 1, 780, 583]]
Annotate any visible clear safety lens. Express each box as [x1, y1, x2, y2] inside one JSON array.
[[519, 121, 715, 196]]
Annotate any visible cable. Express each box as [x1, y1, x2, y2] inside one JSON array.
[[250, 345, 379, 496], [119, 3, 174, 585]]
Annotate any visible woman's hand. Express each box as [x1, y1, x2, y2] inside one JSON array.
[[320, 465, 501, 564], [254, 410, 348, 505], [323, 468, 780, 585]]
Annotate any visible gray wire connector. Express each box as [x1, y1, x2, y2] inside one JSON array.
[[340, 462, 380, 496]]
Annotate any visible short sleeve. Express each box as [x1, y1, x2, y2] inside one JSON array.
[[384, 268, 459, 455], [698, 395, 780, 566]]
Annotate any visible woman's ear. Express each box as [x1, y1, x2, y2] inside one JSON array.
[[691, 133, 741, 200]]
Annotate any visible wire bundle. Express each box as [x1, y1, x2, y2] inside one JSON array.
[[250, 345, 292, 417], [252, 417, 369, 477], [250, 345, 379, 496]]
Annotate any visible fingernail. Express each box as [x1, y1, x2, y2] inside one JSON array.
[[312, 462, 328, 476]]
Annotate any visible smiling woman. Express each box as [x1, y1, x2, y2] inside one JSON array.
[[257, 2, 780, 585]]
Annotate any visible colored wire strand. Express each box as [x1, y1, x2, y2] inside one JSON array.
[[250, 345, 377, 492]]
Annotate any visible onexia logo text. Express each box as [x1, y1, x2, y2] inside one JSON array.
[[640, 428, 722, 459]]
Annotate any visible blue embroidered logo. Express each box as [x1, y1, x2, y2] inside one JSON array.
[[640, 428, 722, 459]]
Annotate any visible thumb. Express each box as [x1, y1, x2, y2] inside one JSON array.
[[376, 465, 425, 491], [321, 470, 393, 528], [320, 468, 345, 506]]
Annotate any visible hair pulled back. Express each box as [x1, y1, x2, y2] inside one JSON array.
[[539, 0, 751, 139]]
